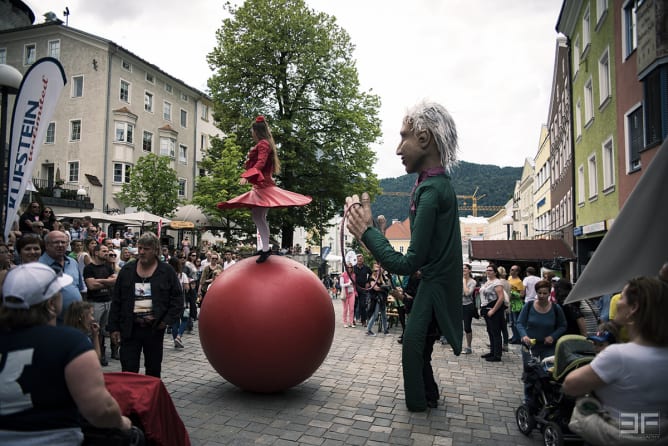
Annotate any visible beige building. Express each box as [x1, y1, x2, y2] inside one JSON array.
[[513, 158, 535, 240], [0, 17, 218, 215], [533, 125, 551, 238]]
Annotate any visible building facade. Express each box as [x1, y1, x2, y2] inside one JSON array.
[[0, 17, 215, 216], [533, 125, 552, 239]]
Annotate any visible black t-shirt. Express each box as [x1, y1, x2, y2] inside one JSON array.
[[354, 264, 371, 291], [84, 262, 115, 302], [0, 325, 92, 431]]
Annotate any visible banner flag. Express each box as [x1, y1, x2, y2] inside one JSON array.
[[4, 57, 66, 242]]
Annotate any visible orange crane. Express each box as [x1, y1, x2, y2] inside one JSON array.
[[380, 186, 503, 217]]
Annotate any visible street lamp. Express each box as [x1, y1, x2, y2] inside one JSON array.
[[501, 214, 514, 241], [77, 185, 88, 212], [0, 64, 23, 234]]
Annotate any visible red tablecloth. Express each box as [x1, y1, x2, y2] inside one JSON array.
[[104, 372, 190, 446]]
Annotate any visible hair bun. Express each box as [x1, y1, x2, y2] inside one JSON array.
[[255, 116, 265, 123]]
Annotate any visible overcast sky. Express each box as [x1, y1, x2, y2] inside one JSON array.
[[26, 0, 564, 179]]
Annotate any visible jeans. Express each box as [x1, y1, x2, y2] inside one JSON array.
[[509, 311, 521, 342], [172, 315, 189, 339], [366, 297, 388, 334]]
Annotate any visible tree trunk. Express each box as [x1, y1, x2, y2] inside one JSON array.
[[280, 223, 294, 249]]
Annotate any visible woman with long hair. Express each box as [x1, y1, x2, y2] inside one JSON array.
[[462, 263, 477, 354], [217, 116, 311, 263]]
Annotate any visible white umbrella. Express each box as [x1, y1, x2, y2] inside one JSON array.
[[117, 211, 171, 225], [58, 211, 134, 225]]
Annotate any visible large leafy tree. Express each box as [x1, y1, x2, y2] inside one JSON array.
[[207, 0, 382, 248], [191, 134, 256, 245], [116, 153, 180, 216]]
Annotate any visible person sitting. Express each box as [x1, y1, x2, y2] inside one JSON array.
[[563, 276, 668, 443], [0, 263, 131, 444]]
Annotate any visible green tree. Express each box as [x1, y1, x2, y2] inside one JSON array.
[[191, 134, 256, 245], [116, 153, 180, 216], [207, 0, 382, 248]]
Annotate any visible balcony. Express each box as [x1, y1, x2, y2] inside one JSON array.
[[31, 178, 94, 210]]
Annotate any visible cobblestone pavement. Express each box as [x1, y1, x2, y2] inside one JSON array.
[[106, 300, 542, 446]]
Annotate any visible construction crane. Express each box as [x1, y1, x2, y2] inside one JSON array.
[[380, 186, 503, 217]]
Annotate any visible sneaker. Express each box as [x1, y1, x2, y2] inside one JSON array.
[[343, 324, 349, 328], [463, 347, 473, 354], [366, 331, 376, 337], [174, 337, 184, 348]]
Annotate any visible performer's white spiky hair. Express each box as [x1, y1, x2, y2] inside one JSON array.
[[404, 100, 459, 172]]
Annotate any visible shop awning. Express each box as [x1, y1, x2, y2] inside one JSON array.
[[469, 239, 575, 262]]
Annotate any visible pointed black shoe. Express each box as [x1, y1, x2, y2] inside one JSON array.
[[256, 250, 271, 264]]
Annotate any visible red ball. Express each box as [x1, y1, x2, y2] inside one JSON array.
[[198, 255, 335, 392]]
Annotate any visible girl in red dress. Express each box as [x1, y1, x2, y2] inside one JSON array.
[[217, 116, 311, 263]]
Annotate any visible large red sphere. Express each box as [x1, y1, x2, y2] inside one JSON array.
[[198, 255, 335, 393]]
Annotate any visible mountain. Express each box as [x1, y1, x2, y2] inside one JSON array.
[[372, 161, 522, 222]]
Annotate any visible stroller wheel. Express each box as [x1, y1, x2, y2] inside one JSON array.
[[515, 404, 536, 435], [543, 421, 564, 446]]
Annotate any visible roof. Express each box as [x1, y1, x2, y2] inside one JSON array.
[[385, 219, 410, 240], [469, 239, 575, 262]]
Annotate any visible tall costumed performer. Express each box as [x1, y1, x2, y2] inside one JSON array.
[[345, 100, 463, 412]]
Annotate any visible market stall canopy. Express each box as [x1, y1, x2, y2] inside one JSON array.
[[58, 211, 134, 225], [172, 204, 210, 226], [565, 139, 668, 303], [469, 239, 575, 262]]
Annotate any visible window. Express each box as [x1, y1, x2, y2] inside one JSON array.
[[120, 80, 130, 103], [596, 0, 607, 24], [24, 43, 36, 65], [584, 78, 594, 124], [643, 66, 667, 147], [180, 109, 188, 128], [602, 137, 615, 191], [573, 36, 580, 78], [588, 154, 598, 199], [578, 165, 585, 205], [178, 178, 186, 198], [160, 137, 176, 158], [70, 120, 82, 141], [180, 93, 188, 102], [575, 100, 582, 138], [113, 163, 132, 183], [142, 131, 153, 152], [72, 75, 84, 97], [121, 60, 132, 72], [179, 144, 188, 164], [0, 48, 6, 65], [45, 122, 55, 144], [146, 72, 154, 84], [582, 6, 591, 52], [164, 83, 173, 94], [598, 49, 611, 105], [200, 134, 208, 150], [144, 91, 153, 112], [201, 104, 209, 121], [114, 122, 135, 143], [48, 39, 60, 59], [623, 1, 637, 59], [163, 101, 172, 121], [626, 105, 643, 171], [68, 161, 80, 183]]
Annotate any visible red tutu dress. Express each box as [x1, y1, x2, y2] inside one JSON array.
[[217, 139, 312, 209]]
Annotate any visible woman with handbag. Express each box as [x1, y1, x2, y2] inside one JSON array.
[[366, 262, 390, 336], [563, 276, 668, 445], [479, 264, 506, 362], [462, 264, 477, 354], [340, 263, 356, 328]]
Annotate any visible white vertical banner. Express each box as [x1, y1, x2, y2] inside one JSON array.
[[4, 58, 66, 242]]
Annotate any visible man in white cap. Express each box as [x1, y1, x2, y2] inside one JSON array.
[[0, 263, 131, 444]]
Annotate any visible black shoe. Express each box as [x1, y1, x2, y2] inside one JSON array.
[[110, 345, 120, 360], [256, 250, 271, 263], [426, 399, 438, 408], [485, 357, 502, 362], [481, 353, 493, 358], [397, 336, 403, 344], [100, 356, 109, 366]]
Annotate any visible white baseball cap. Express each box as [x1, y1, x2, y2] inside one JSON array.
[[2, 263, 73, 309]]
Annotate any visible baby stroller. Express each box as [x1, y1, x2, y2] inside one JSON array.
[[515, 335, 596, 446]]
